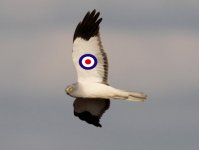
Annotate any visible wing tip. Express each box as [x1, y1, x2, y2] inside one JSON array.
[[73, 9, 102, 42], [74, 111, 102, 127]]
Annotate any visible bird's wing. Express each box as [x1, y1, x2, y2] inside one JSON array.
[[73, 98, 110, 127], [72, 10, 108, 84]]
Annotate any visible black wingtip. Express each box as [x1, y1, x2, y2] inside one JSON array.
[[73, 9, 102, 42], [74, 111, 102, 127]]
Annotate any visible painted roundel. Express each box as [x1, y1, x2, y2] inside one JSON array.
[[79, 54, 98, 70]]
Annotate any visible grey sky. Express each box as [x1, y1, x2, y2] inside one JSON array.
[[1, 0, 199, 31], [0, 0, 199, 150]]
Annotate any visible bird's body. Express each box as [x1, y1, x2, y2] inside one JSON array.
[[66, 10, 147, 127], [67, 82, 146, 102]]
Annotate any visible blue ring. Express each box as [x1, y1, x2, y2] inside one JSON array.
[[79, 54, 97, 70]]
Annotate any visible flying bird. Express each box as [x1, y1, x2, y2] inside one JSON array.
[[66, 9, 147, 127]]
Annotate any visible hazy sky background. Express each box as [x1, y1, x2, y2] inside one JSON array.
[[0, 0, 199, 150]]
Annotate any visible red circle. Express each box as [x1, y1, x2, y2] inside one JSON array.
[[85, 59, 91, 64]]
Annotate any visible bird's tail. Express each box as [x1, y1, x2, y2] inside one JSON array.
[[126, 91, 147, 102], [113, 89, 147, 102]]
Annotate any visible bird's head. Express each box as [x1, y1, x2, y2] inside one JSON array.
[[65, 84, 75, 96]]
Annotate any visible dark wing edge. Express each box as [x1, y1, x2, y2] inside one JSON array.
[[73, 98, 110, 127], [73, 9, 102, 41], [98, 34, 109, 83]]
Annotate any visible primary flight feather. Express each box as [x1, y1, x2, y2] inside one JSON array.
[[66, 10, 147, 127]]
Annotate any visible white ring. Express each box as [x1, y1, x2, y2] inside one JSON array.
[[81, 56, 95, 67]]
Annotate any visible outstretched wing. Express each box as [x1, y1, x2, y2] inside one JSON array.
[[73, 98, 110, 127], [72, 10, 108, 84]]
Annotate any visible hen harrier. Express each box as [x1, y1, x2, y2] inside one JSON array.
[[66, 10, 147, 127]]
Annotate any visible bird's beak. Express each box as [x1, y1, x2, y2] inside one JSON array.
[[65, 87, 69, 95]]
